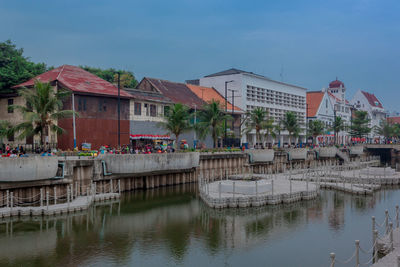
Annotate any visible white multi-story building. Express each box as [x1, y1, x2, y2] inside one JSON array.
[[200, 68, 307, 147], [324, 79, 353, 144], [350, 90, 386, 141]]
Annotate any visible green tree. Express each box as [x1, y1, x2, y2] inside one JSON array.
[[80, 66, 138, 88], [243, 107, 273, 148], [12, 80, 76, 148], [0, 120, 14, 143], [374, 119, 394, 141], [282, 111, 301, 145], [308, 120, 325, 145], [392, 124, 400, 139], [196, 100, 231, 148], [159, 103, 191, 150], [0, 40, 48, 93], [331, 116, 346, 144], [350, 110, 371, 138]]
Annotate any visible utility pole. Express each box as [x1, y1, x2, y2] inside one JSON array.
[[117, 72, 121, 148]]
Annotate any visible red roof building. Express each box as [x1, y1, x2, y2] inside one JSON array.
[[10, 65, 132, 150], [14, 65, 132, 98]]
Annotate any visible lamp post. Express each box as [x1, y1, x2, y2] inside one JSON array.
[[228, 89, 238, 141], [117, 72, 121, 148], [224, 80, 234, 147]]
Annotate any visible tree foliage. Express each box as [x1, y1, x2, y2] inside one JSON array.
[[243, 107, 274, 148], [12, 80, 76, 146], [0, 120, 14, 142], [80, 65, 138, 88], [159, 103, 191, 149], [0, 40, 48, 93], [331, 116, 346, 144], [308, 120, 325, 144], [350, 110, 371, 137], [374, 119, 394, 140], [196, 100, 231, 148], [282, 111, 302, 144]]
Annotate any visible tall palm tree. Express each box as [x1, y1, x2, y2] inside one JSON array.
[[281, 111, 301, 145], [331, 116, 345, 145], [243, 107, 273, 148], [12, 80, 76, 148], [196, 100, 231, 148], [308, 120, 325, 145], [159, 103, 192, 150]]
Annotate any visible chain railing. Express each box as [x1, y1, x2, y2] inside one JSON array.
[[330, 206, 399, 267]]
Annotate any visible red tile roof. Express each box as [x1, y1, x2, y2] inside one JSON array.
[[361, 91, 383, 109], [13, 65, 132, 98], [186, 84, 242, 112], [388, 117, 400, 124], [329, 79, 344, 88], [143, 77, 206, 109], [306, 91, 324, 117]]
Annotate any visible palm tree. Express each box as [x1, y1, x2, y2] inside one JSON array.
[[331, 116, 345, 145], [12, 80, 76, 148], [0, 120, 14, 142], [374, 119, 394, 142], [159, 103, 192, 150], [243, 107, 273, 148], [308, 120, 325, 145], [281, 111, 301, 145], [196, 100, 231, 148]]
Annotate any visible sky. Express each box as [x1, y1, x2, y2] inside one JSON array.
[[1, 0, 400, 111]]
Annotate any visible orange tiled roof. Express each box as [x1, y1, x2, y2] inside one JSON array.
[[306, 91, 324, 117], [186, 84, 242, 112]]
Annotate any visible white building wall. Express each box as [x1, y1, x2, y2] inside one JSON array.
[[201, 72, 307, 147], [351, 90, 386, 140]]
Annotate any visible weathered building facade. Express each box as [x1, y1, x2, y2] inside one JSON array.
[[2, 65, 131, 150]]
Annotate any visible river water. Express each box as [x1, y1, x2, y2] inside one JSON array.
[[0, 184, 399, 267]]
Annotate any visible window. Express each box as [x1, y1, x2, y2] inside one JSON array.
[[98, 99, 107, 112], [78, 98, 87, 111], [150, 104, 157, 117], [7, 99, 13, 113], [134, 102, 141, 115], [144, 104, 149, 116], [164, 106, 170, 116]]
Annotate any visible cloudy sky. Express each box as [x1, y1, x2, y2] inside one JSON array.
[[1, 0, 399, 111]]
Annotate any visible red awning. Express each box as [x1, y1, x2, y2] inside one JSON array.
[[130, 134, 171, 140]]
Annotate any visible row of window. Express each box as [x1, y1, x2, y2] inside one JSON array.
[[246, 85, 306, 108], [134, 102, 169, 117]]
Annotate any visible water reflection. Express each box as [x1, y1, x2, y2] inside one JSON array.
[[0, 184, 400, 267]]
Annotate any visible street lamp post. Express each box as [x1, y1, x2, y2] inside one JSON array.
[[117, 72, 121, 149], [224, 80, 234, 147]]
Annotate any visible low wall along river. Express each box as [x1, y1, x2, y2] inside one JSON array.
[[0, 148, 373, 208]]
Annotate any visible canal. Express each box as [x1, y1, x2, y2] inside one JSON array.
[[0, 184, 399, 267]]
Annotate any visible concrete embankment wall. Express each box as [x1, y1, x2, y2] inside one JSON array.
[[0, 157, 59, 182], [0, 149, 357, 204]]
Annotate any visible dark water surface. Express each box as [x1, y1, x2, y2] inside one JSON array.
[[0, 184, 399, 267]]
